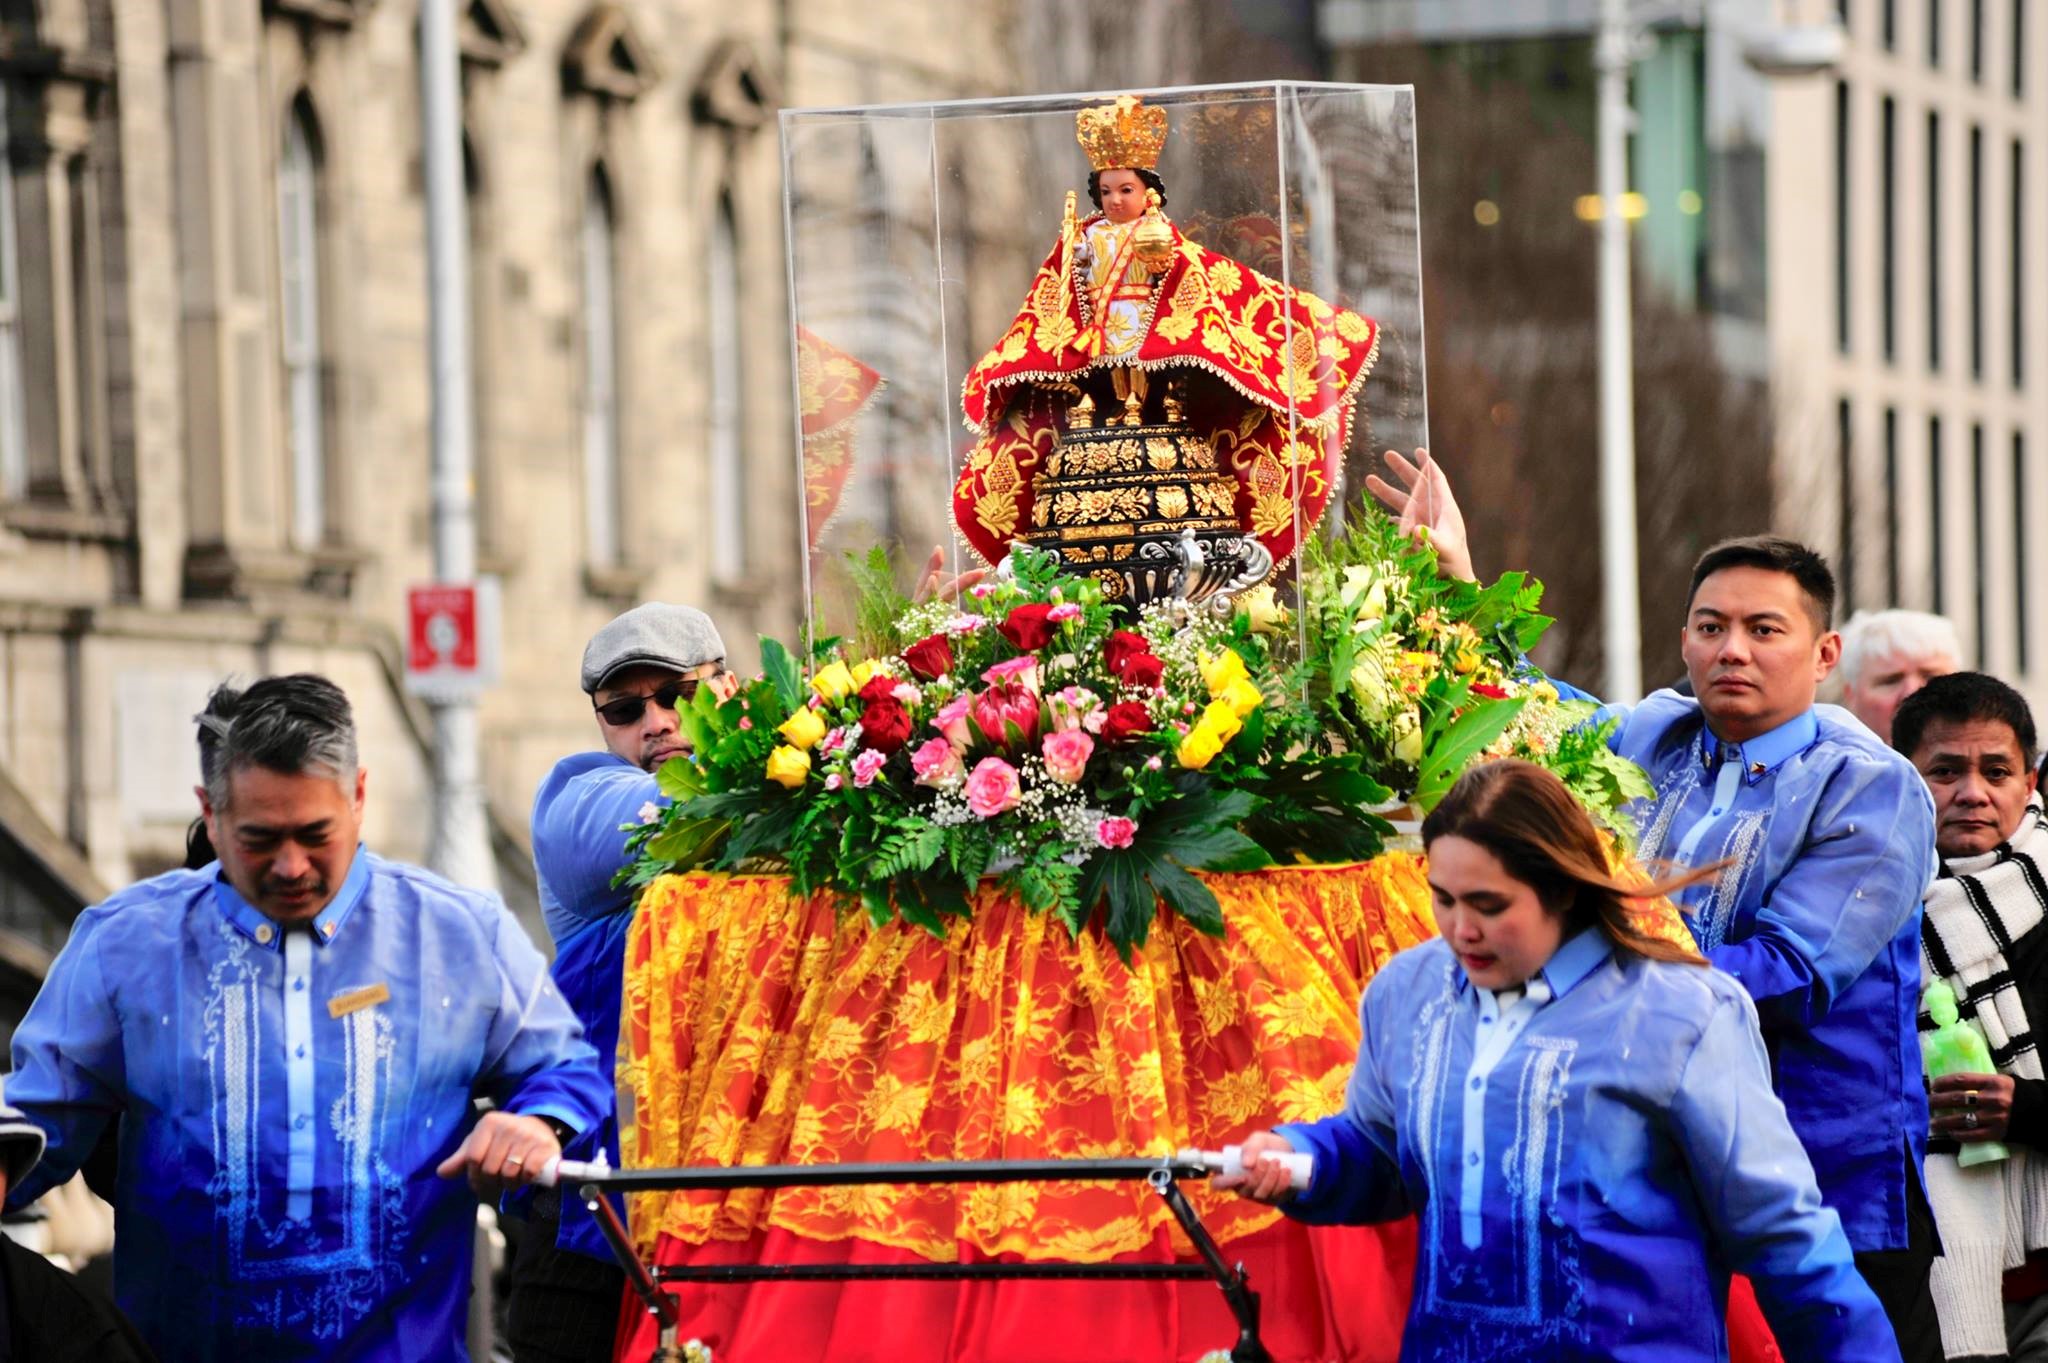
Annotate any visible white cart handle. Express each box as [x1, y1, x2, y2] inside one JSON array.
[[1178, 1145, 1313, 1191], [532, 1153, 610, 1189]]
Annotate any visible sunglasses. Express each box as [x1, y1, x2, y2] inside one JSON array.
[[592, 678, 705, 728]]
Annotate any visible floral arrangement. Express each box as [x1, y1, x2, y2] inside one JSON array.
[[1295, 512, 1654, 831], [617, 514, 1650, 957]]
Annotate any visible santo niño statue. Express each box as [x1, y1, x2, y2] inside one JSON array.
[[951, 94, 1378, 604]]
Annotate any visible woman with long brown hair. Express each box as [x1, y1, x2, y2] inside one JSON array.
[[1222, 759, 1898, 1362]]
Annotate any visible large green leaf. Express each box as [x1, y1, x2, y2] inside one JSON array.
[[759, 636, 805, 713], [1412, 696, 1527, 812]]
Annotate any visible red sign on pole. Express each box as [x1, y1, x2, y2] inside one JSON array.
[[406, 582, 496, 693]]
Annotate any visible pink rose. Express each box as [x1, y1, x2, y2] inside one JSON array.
[[824, 773, 844, 792], [1047, 602, 1083, 623], [982, 655, 1042, 693], [970, 681, 1042, 752], [851, 748, 888, 788], [933, 694, 973, 749], [911, 737, 964, 789], [965, 757, 1022, 818], [1040, 730, 1094, 784], [946, 613, 988, 635], [1048, 685, 1102, 733], [1095, 816, 1137, 850]]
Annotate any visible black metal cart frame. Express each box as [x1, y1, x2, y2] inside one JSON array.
[[568, 1156, 1273, 1363]]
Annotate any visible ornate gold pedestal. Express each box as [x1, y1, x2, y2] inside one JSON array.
[[1024, 409, 1271, 610]]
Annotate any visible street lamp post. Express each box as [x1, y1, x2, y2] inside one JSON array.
[[420, 0, 496, 892], [1596, 0, 1645, 704]]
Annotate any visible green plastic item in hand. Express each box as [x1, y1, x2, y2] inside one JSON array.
[[1922, 980, 2011, 1168]]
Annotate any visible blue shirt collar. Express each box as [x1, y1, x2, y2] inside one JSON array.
[[1701, 708, 1819, 786], [1451, 927, 1612, 999], [212, 847, 371, 948]]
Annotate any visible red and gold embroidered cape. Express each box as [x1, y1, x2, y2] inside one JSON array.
[[952, 217, 1379, 569], [796, 326, 884, 550]]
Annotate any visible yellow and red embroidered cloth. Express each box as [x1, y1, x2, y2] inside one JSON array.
[[950, 220, 1378, 570], [620, 860, 1432, 1265], [616, 862, 1432, 1362]]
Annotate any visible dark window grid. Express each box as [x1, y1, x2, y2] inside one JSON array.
[[1885, 407, 1901, 604], [1973, 422, 1988, 667], [2015, 0, 2027, 97], [1840, 398, 1858, 612], [1972, 0, 1986, 81], [1930, 0, 1944, 65], [1971, 123, 1985, 380], [1882, 96, 1897, 362], [1837, 81, 1854, 355], [1929, 111, 1944, 370], [2013, 137, 2026, 389], [1932, 415, 1948, 614], [2016, 431, 2030, 672]]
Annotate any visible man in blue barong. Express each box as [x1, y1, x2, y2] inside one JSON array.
[[4, 673, 611, 1362]]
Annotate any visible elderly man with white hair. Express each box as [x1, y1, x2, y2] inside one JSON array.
[[1838, 608, 1961, 744]]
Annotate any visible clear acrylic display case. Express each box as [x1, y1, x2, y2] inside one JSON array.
[[781, 81, 1427, 652]]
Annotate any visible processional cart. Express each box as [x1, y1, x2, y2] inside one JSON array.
[[573, 84, 1655, 1363]]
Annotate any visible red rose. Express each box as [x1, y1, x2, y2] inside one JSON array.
[[858, 673, 901, 704], [1103, 630, 1152, 677], [1120, 652, 1165, 689], [999, 603, 1057, 652], [1101, 701, 1154, 745], [902, 633, 954, 681], [859, 697, 914, 754]]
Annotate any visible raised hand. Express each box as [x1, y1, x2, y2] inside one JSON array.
[[1364, 448, 1474, 582], [912, 545, 988, 606]]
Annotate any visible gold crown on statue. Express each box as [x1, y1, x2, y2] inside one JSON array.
[[1076, 94, 1168, 172]]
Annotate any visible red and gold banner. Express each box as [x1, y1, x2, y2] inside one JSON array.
[[796, 326, 884, 551]]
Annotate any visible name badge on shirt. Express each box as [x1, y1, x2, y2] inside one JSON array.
[[327, 983, 390, 1019]]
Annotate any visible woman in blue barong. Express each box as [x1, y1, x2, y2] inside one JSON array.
[[1222, 759, 1901, 1362]]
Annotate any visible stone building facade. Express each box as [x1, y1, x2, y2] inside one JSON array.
[[0, 0, 1079, 1011]]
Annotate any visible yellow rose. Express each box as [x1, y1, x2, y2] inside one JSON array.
[[765, 745, 811, 788], [1532, 681, 1560, 703], [1220, 677, 1265, 718], [1392, 711, 1423, 764], [1177, 726, 1225, 770], [810, 660, 856, 701], [777, 706, 827, 750], [1238, 585, 1287, 635], [1200, 649, 1250, 699], [850, 659, 883, 690], [1198, 700, 1243, 744]]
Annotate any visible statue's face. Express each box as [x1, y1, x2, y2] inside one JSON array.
[[1098, 168, 1147, 224]]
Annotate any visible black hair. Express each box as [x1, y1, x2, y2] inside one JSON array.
[[1686, 535, 1837, 632], [1892, 671, 2040, 769], [197, 673, 359, 809], [184, 818, 217, 869], [1086, 166, 1168, 212]]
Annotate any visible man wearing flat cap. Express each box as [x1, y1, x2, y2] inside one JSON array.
[[509, 603, 737, 1363]]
